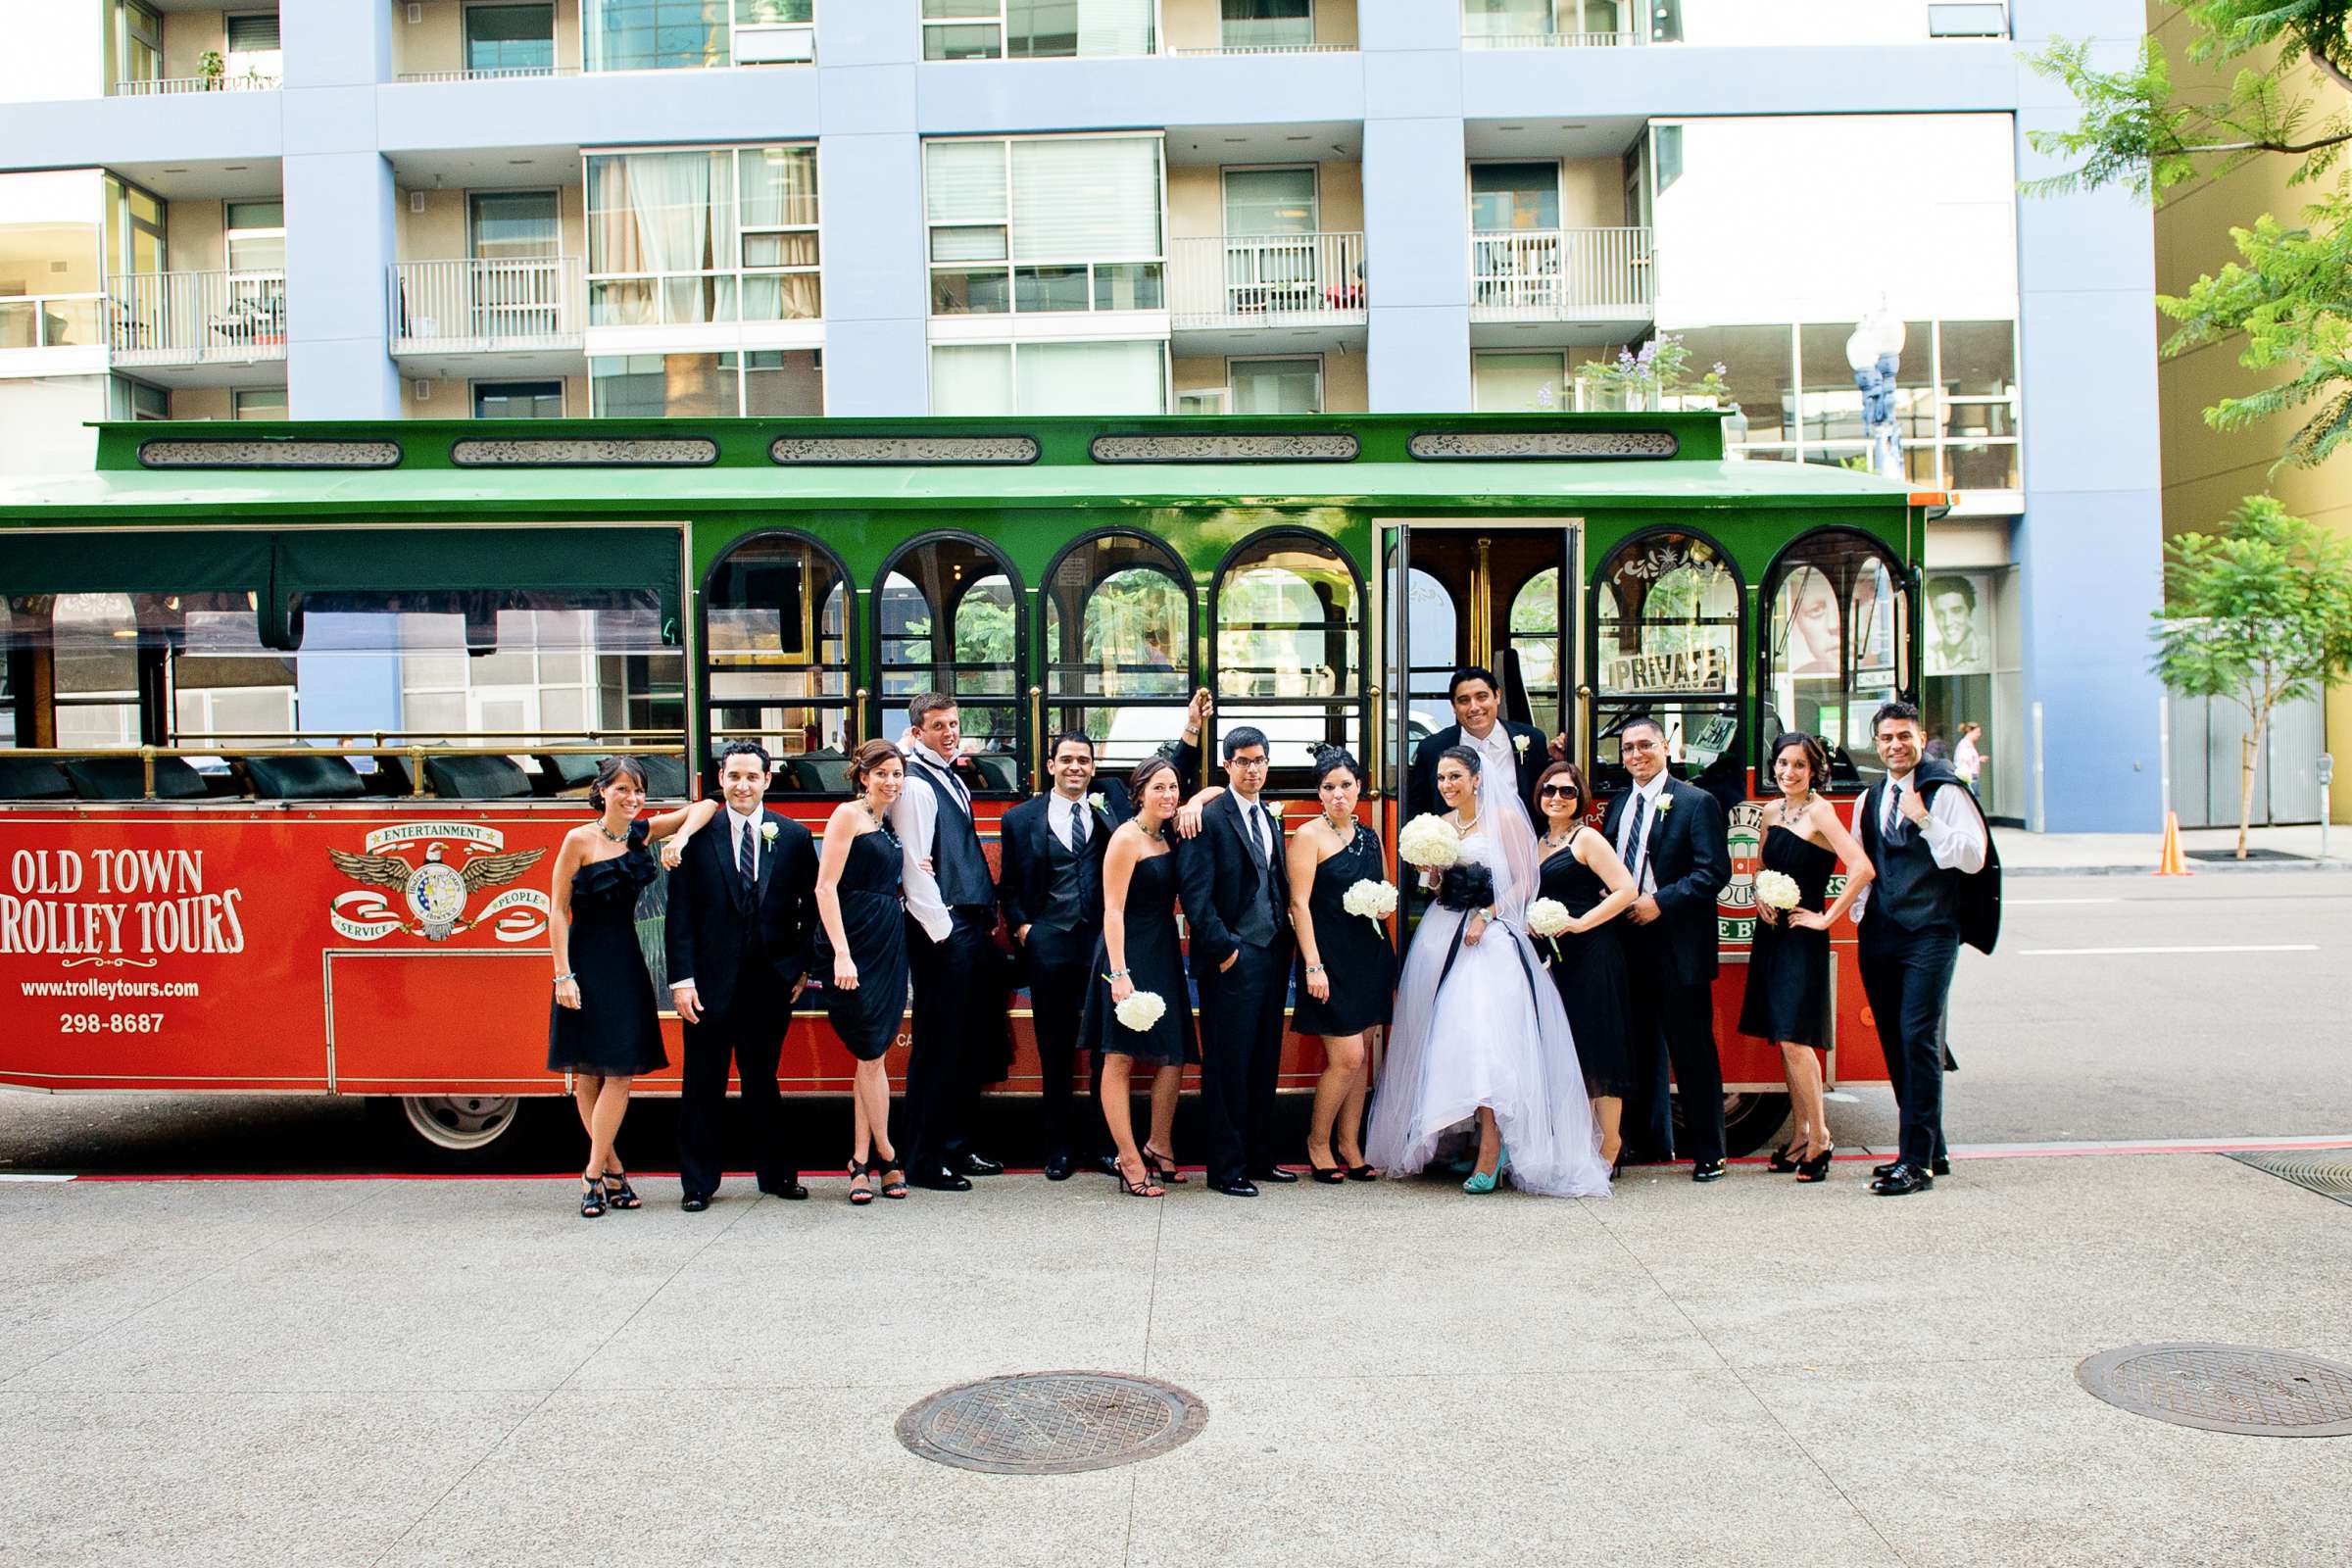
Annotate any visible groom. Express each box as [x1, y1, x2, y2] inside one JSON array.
[[1408, 665, 1558, 820], [1601, 714, 1732, 1181]]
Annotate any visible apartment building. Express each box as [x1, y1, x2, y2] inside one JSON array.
[[0, 0, 2162, 831]]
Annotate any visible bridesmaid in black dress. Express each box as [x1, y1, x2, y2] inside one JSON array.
[[1740, 732, 1874, 1182], [815, 739, 915, 1204], [1081, 755, 1197, 1198], [549, 757, 717, 1217], [1530, 762, 1640, 1169], [1286, 746, 1396, 1182]]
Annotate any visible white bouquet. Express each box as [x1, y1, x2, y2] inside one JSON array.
[[1396, 813, 1461, 869], [1113, 989, 1167, 1033], [1753, 869, 1802, 912], [1526, 897, 1572, 963], [1342, 878, 1398, 923]]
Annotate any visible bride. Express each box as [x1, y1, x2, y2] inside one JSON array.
[[1366, 744, 1613, 1198]]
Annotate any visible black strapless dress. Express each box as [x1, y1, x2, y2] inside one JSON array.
[[1079, 846, 1198, 1067], [1536, 828, 1633, 1098], [547, 819, 668, 1076], [1291, 823, 1397, 1037], [1740, 824, 1838, 1049], [815, 827, 909, 1061]]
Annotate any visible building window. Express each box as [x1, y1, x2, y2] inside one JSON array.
[[224, 13, 282, 83], [1222, 0, 1314, 49], [590, 350, 822, 416], [103, 174, 168, 278], [589, 0, 815, 71], [1230, 356, 1321, 414], [466, 4, 557, 74], [876, 534, 1025, 792], [233, 388, 288, 419], [1463, 0, 1631, 38], [922, 0, 1153, 60], [1041, 531, 1194, 771], [114, 1, 163, 87], [929, 340, 1166, 415], [1471, 350, 1567, 413], [587, 145, 819, 325], [925, 136, 1164, 317], [474, 379, 564, 418], [1760, 528, 1907, 785], [1591, 529, 1742, 795], [1469, 162, 1560, 232], [704, 531, 852, 793], [110, 378, 170, 419], [225, 200, 285, 273]]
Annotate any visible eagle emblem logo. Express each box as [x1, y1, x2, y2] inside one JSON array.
[[328, 835, 545, 942]]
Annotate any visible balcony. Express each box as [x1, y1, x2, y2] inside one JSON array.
[[112, 72, 280, 94], [108, 270, 287, 373], [1468, 227, 1653, 337], [391, 259, 585, 352], [1169, 233, 1367, 348], [394, 66, 581, 83], [1461, 28, 1644, 48]]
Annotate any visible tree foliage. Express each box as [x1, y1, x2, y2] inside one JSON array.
[[2027, 2, 2352, 468]]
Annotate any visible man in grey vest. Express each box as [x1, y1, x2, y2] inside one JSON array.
[[892, 691, 1006, 1192], [1851, 700, 1998, 1197]]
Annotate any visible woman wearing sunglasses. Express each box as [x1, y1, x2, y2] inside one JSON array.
[[1531, 761, 1639, 1171]]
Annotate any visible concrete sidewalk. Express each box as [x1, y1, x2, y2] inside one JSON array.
[[1, 1152, 2346, 1566], [2001, 820, 2351, 875]]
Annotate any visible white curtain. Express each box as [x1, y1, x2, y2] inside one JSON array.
[[1075, 0, 1152, 55], [1010, 137, 1159, 260], [930, 344, 1015, 415], [1015, 340, 1165, 415], [925, 141, 1009, 225]]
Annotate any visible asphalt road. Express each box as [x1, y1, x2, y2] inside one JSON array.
[[3, 873, 2346, 1175]]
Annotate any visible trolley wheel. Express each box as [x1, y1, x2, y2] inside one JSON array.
[[1672, 1091, 1792, 1159], [367, 1095, 532, 1170]]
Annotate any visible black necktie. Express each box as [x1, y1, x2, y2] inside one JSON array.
[[1625, 792, 1651, 890], [1886, 782, 1910, 843], [737, 816, 757, 884], [1065, 800, 1085, 855]]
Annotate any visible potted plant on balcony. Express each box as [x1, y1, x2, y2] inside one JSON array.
[[199, 50, 224, 89], [1576, 333, 1734, 416]]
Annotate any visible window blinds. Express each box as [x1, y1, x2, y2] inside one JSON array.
[[1007, 137, 1159, 260]]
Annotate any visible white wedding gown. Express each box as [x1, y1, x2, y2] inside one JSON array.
[[1366, 764, 1613, 1199]]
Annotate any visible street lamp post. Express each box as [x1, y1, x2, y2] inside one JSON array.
[[1845, 310, 1908, 481]]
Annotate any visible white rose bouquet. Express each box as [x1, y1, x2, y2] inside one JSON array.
[[1342, 878, 1398, 924], [1396, 813, 1461, 870], [1526, 897, 1572, 963], [1753, 869, 1802, 913], [1113, 989, 1167, 1033]]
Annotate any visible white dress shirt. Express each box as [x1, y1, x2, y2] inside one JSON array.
[[1849, 771, 1988, 920], [1615, 771, 1670, 896], [669, 803, 763, 993], [890, 739, 960, 944], [1050, 789, 1092, 850], [1462, 720, 1515, 787]]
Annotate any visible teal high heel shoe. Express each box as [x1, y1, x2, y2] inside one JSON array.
[[1462, 1142, 1507, 1195]]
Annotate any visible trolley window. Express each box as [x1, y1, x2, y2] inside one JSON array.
[[877, 533, 1024, 794], [1591, 529, 1743, 796], [1212, 529, 1362, 788], [1759, 528, 1908, 787], [705, 531, 852, 794], [1040, 531, 1193, 774]]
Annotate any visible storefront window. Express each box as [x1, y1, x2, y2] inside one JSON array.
[[1591, 530, 1741, 795], [878, 535, 1023, 792], [705, 532, 850, 792], [1760, 528, 1906, 785], [1214, 530, 1361, 785], [1042, 531, 1193, 771]]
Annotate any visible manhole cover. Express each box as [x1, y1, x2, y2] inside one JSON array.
[[2077, 1345, 2352, 1437], [896, 1371, 1208, 1474], [2227, 1147, 2352, 1207]]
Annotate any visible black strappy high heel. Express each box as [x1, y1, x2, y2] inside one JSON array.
[[601, 1173, 642, 1210], [873, 1150, 908, 1200], [1115, 1155, 1165, 1199], [1794, 1146, 1835, 1183], [846, 1158, 874, 1206], [1141, 1146, 1187, 1185], [579, 1176, 606, 1218], [1765, 1142, 1801, 1174]]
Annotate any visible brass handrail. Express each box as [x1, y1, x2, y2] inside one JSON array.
[[854, 686, 870, 742], [1027, 684, 1046, 794], [1367, 682, 1384, 799], [175, 728, 686, 743]]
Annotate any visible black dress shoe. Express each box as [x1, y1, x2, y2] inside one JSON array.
[[1870, 1162, 1935, 1196], [1091, 1152, 1123, 1178], [911, 1167, 972, 1193], [1690, 1159, 1728, 1183], [1043, 1152, 1074, 1182], [760, 1182, 810, 1201], [1250, 1165, 1299, 1184], [950, 1152, 1005, 1178], [1872, 1156, 1952, 1179], [680, 1194, 710, 1212], [1213, 1178, 1260, 1198]]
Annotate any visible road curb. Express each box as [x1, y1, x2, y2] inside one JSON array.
[[2008, 860, 2352, 877]]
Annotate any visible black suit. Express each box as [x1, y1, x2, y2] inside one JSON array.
[[1408, 721, 1550, 821], [663, 808, 817, 1200], [1178, 790, 1293, 1186], [1599, 777, 1730, 1164], [997, 744, 1199, 1162]]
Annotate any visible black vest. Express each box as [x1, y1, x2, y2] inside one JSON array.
[[1860, 776, 1962, 934], [912, 757, 993, 908], [1232, 800, 1284, 947], [1037, 805, 1096, 934]]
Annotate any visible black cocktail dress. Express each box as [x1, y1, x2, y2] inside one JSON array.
[[1536, 827, 1632, 1098], [547, 819, 667, 1076], [1739, 824, 1838, 1049], [1291, 822, 1396, 1037], [815, 826, 909, 1061], [1079, 845, 1198, 1067]]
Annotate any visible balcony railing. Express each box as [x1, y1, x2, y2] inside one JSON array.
[[389, 258, 585, 353], [0, 293, 106, 350], [1468, 227, 1653, 321], [1461, 30, 1644, 47], [394, 66, 582, 83], [1171, 42, 1355, 55], [1169, 232, 1367, 329], [113, 73, 282, 94], [109, 270, 287, 364]]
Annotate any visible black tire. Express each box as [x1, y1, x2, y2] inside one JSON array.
[[1671, 1091, 1792, 1159], [366, 1095, 537, 1171]]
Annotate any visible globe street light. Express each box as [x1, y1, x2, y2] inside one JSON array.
[[1846, 310, 1908, 481]]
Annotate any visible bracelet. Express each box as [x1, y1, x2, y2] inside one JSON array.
[[1305, 963, 1326, 975], [552, 972, 575, 985], [1108, 968, 1131, 980]]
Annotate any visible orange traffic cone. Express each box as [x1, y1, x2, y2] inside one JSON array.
[[2154, 811, 2192, 876]]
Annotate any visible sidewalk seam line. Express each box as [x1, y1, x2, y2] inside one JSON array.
[[1125, 1193, 1166, 1568]]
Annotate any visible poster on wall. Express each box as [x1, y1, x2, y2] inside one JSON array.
[[1925, 572, 1992, 676]]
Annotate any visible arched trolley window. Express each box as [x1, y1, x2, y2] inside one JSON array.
[[1040, 531, 1194, 775], [704, 531, 852, 795], [876, 533, 1024, 795], [1759, 528, 1909, 789], [1212, 529, 1363, 790], [1590, 529, 1743, 798]]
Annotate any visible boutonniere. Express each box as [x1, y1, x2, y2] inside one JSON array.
[[1086, 791, 1106, 814], [759, 819, 780, 848], [1512, 733, 1532, 758], [1654, 792, 1675, 816], [1264, 799, 1286, 817]]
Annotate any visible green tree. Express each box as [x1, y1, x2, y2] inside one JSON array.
[[2026, 3, 2352, 468], [2151, 496, 2352, 856]]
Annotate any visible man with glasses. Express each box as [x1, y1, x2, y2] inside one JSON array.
[[1600, 713, 1732, 1180], [1177, 727, 1296, 1197]]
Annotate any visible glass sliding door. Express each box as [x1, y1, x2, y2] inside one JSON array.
[[469, 191, 561, 337], [466, 3, 557, 74]]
